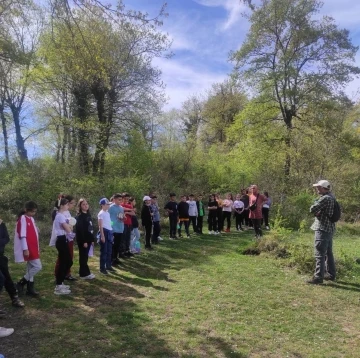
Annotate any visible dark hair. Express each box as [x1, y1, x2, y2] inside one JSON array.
[[113, 193, 122, 199], [54, 198, 69, 209], [122, 192, 130, 198], [264, 191, 269, 197], [18, 201, 38, 219], [64, 194, 74, 202], [77, 198, 89, 214], [129, 197, 135, 202]]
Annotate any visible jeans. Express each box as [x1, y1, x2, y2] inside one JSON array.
[[152, 221, 161, 243], [208, 214, 217, 232], [189, 216, 197, 233], [314, 230, 336, 279], [222, 211, 231, 230], [112, 232, 123, 261], [100, 229, 113, 270], [234, 212, 242, 229], [55, 236, 73, 285], [55, 240, 73, 278], [144, 223, 152, 248], [197, 216, 204, 233], [24, 259, 42, 282], [123, 224, 131, 253], [178, 220, 189, 236]]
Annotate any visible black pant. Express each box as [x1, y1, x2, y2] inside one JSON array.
[[56, 235, 73, 285], [208, 214, 217, 231], [144, 223, 152, 248], [78, 244, 91, 277], [252, 219, 262, 237], [262, 208, 269, 227], [244, 210, 251, 227], [0, 254, 17, 298], [178, 220, 189, 236], [222, 211, 231, 230], [169, 216, 177, 238], [152, 221, 161, 243], [234, 212, 242, 229], [112, 232, 123, 260], [197, 216, 204, 233], [217, 208, 223, 232], [189, 216, 197, 233], [123, 224, 131, 253]]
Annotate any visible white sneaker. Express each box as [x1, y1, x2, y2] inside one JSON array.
[[80, 274, 95, 280], [54, 286, 71, 295], [215, 231, 220, 235], [59, 284, 70, 289], [208, 231, 213, 235], [158, 236, 163, 241], [0, 326, 14, 338], [266, 226, 270, 230]]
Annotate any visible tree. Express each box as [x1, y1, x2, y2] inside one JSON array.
[[232, 0, 360, 176]]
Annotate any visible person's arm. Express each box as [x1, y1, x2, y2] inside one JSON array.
[[310, 196, 330, 215], [97, 215, 105, 243], [19, 216, 29, 258]]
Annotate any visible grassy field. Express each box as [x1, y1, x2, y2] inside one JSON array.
[[1, 225, 360, 358]]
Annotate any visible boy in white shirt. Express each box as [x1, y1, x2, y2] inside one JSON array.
[[187, 194, 198, 234], [97, 198, 114, 275]]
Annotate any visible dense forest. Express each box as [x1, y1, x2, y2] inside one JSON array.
[[1, 0, 360, 229]]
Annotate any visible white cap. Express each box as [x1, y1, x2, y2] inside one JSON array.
[[143, 196, 151, 201], [312, 180, 331, 189]]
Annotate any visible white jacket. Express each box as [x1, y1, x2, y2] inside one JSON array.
[[187, 200, 198, 216]]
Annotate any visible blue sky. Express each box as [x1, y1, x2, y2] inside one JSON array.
[[121, 0, 360, 110]]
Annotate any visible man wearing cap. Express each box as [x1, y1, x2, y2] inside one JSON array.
[[307, 180, 336, 284]]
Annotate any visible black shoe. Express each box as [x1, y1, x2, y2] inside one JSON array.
[[16, 277, 28, 295], [113, 258, 121, 264], [107, 267, 116, 272], [324, 274, 336, 281], [65, 275, 77, 281], [306, 277, 323, 285], [125, 251, 134, 257], [100, 269, 108, 275], [26, 282, 40, 297], [145, 246, 153, 250]]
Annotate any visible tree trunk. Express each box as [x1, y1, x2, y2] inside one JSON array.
[[0, 102, 10, 164], [10, 104, 28, 162]]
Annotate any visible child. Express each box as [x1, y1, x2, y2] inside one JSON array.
[[187, 194, 198, 234], [0, 218, 24, 307], [262, 192, 271, 230], [52, 198, 74, 295], [141, 196, 153, 250], [97, 198, 114, 274], [233, 194, 245, 231], [108, 193, 125, 265], [14, 201, 42, 297], [121, 193, 135, 258], [208, 194, 219, 234], [196, 194, 205, 234], [177, 195, 190, 238], [129, 197, 140, 253], [75, 198, 95, 279], [222, 193, 234, 232], [50, 194, 77, 281], [150, 195, 161, 243], [164, 193, 178, 239], [215, 194, 223, 233]]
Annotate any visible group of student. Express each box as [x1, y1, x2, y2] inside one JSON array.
[[163, 187, 271, 239], [0, 185, 271, 338]]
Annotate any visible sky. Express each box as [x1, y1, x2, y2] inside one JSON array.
[[120, 0, 360, 110]]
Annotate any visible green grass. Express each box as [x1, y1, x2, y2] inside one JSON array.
[[2, 225, 360, 358]]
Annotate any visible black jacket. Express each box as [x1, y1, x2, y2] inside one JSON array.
[[75, 212, 95, 246], [178, 201, 189, 219], [0, 222, 10, 255], [141, 204, 153, 226]]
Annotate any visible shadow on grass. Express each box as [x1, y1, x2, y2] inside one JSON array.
[[2, 231, 253, 357], [326, 281, 360, 293]]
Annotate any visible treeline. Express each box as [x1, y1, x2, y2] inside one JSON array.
[[1, 0, 360, 229]]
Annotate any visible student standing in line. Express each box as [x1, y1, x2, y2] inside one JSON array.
[[0, 218, 24, 307], [187, 194, 198, 234], [164, 193, 178, 239], [150, 195, 161, 244], [215, 194, 223, 234], [222, 193, 234, 232], [14, 201, 42, 297], [50, 195, 77, 281], [75, 198, 95, 280], [177, 195, 190, 238], [208, 194, 219, 235], [248, 185, 268, 238], [97, 198, 115, 275], [52, 198, 74, 295], [129, 197, 141, 253], [108, 193, 125, 265], [121, 193, 135, 258], [240, 189, 250, 228], [233, 194, 245, 231], [196, 194, 205, 234], [262, 192, 271, 230], [141, 196, 153, 250]]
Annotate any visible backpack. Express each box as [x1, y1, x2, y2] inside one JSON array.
[[329, 198, 341, 223]]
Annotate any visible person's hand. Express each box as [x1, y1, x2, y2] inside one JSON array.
[[101, 237, 105, 243], [23, 249, 29, 258], [84, 243, 88, 248], [0, 219, 3, 225]]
